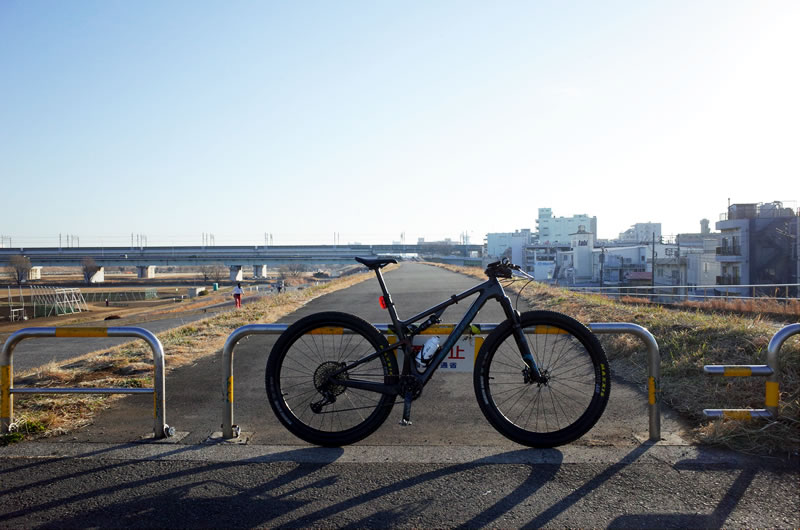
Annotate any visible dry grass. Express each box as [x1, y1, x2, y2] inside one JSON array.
[[427, 262, 800, 456], [680, 297, 800, 319], [5, 268, 385, 442]]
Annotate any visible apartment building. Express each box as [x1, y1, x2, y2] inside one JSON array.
[[536, 208, 597, 246], [486, 229, 532, 262], [618, 222, 662, 243], [715, 201, 799, 295]]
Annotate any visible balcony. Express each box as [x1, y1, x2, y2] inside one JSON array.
[[716, 245, 741, 256], [716, 275, 741, 286]]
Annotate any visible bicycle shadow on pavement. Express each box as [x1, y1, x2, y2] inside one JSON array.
[[2, 446, 562, 528], [290, 449, 565, 528], [0, 446, 344, 528], [605, 458, 782, 529], [9, 442, 778, 528]]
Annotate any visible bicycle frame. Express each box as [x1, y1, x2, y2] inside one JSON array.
[[331, 267, 541, 396]]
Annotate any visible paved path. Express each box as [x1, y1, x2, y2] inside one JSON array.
[[35, 262, 690, 447], [2, 263, 797, 528], [1, 440, 797, 528]]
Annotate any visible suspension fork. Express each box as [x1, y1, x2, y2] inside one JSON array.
[[499, 295, 545, 382]]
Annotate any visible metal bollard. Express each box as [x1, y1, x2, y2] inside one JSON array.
[[1, 326, 171, 439]]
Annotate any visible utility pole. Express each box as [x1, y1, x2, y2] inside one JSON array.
[[651, 232, 656, 302], [600, 248, 605, 288]]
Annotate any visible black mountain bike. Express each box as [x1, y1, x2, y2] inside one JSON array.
[[266, 257, 610, 447]]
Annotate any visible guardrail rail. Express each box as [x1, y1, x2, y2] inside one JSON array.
[[703, 323, 800, 419], [222, 321, 662, 442], [1, 326, 173, 439]]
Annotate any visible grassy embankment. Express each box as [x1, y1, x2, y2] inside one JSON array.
[[430, 263, 799, 456], [2, 269, 386, 445]]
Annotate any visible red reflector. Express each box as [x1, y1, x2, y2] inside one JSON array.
[[379, 296, 387, 309]]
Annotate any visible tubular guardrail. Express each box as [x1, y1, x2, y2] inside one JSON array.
[[587, 323, 661, 442], [1, 326, 173, 439], [222, 321, 662, 442], [703, 323, 800, 419]]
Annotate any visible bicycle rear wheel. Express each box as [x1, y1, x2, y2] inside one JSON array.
[[266, 312, 398, 446], [473, 310, 610, 447]]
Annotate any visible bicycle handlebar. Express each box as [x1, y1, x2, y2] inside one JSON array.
[[485, 258, 522, 279]]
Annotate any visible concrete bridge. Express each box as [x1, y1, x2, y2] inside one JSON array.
[[0, 244, 483, 282]]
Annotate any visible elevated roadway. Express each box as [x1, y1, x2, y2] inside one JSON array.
[[0, 244, 484, 281], [0, 243, 483, 268]]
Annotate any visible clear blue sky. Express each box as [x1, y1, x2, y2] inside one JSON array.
[[2, 1, 798, 247]]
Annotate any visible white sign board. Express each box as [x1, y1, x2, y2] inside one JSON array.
[[409, 335, 483, 373]]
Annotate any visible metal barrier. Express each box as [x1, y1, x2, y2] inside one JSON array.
[[221, 324, 287, 438], [703, 322, 800, 419], [587, 323, 661, 442], [222, 321, 662, 441], [1, 326, 173, 439]]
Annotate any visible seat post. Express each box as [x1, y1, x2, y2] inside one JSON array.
[[373, 268, 402, 330]]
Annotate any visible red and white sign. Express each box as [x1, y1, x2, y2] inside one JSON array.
[[409, 335, 482, 372]]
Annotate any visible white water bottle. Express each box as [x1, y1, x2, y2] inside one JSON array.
[[416, 336, 440, 371]]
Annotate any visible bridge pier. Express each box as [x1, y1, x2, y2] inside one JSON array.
[[253, 265, 267, 278], [88, 267, 105, 284], [137, 266, 156, 279], [24, 267, 42, 281], [230, 265, 243, 282]]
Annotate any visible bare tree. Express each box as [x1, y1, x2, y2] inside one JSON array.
[[210, 263, 227, 283], [284, 263, 308, 277], [197, 263, 227, 282], [199, 264, 213, 281], [81, 257, 101, 284], [9, 255, 32, 285]]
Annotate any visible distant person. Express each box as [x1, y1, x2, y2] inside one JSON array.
[[277, 282, 283, 294], [232, 283, 243, 308]]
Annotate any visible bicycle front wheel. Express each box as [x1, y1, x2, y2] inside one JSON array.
[[474, 310, 610, 447], [266, 312, 398, 446]]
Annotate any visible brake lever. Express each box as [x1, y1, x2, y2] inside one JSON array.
[[511, 268, 534, 281]]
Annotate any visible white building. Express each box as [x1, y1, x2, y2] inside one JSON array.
[[596, 246, 649, 285], [571, 227, 595, 281], [618, 222, 662, 243], [536, 208, 597, 246], [486, 229, 531, 262], [686, 238, 722, 290]]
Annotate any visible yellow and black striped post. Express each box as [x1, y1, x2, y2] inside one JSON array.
[[703, 323, 799, 420]]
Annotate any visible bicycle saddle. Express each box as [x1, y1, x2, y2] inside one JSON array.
[[355, 256, 397, 269]]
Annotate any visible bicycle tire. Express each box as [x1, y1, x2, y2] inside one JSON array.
[[473, 310, 610, 447], [265, 311, 398, 446]]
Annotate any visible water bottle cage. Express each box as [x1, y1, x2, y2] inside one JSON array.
[[406, 314, 442, 338]]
